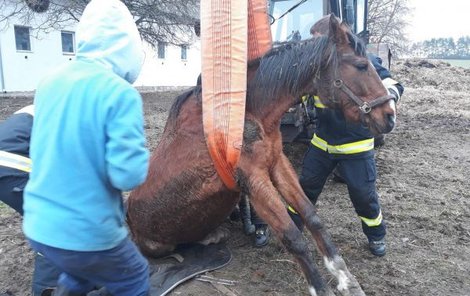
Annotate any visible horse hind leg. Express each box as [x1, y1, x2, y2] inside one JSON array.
[[241, 170, 335, 296], [271, 153, 365, 296]]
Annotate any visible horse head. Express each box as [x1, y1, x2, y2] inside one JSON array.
[[312, 14, 396, 135], [24, 0, 50, 13]]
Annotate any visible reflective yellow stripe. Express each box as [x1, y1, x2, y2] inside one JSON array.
[[287, 205, 298, 214], [0, 151, 32, 172], [359, 211, 383, 227], [311, 134, 374, 154], [311, 134, 328, 152], [327, 138, 374, 154], [313, 96, 326, 108], [301, 95, 309, 103]]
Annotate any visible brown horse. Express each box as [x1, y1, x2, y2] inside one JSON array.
[[128, 15, 395, 296]]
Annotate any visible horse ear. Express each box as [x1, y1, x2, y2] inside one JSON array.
[[328, 14, 346, 44]]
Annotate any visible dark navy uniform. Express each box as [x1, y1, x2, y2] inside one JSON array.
[[0, 105, 34, 214], [0, 105, 61, 295], [290, 54, 404, 252]]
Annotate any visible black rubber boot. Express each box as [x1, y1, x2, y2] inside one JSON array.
[[368, 238, 386, 257], [254, 224, 270, 248]]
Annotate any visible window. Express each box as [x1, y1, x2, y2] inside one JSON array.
[[61, 31, 75, 54], [14, 26, 31, 51], [180, 45, 188, 60], [157, 42, 166, 59]]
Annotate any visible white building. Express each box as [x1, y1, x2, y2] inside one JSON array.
[[0, 13, 201, 92]]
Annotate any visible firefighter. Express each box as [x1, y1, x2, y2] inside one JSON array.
[[286, 17, 404, 257], [0, 105, 61, 295]]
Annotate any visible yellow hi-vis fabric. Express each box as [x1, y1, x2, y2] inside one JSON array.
[[0, 151, 32, 173], [311, 134, 374, 154], [359, 210, 383, 227], [313, 96, 326, 108], [287, 205, 298, 214], [201, 0, 271, 189]]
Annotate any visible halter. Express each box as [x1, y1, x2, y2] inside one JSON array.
[[333, 79, 395, 114]]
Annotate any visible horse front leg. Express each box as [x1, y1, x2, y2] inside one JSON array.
[[239, 169, 335, 296], [271, 153, 365, 296]]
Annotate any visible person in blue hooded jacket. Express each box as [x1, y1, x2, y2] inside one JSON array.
[[23, 0, 150, 295]]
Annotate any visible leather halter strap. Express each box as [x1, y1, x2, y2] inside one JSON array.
[[333, 79, 395, 114]]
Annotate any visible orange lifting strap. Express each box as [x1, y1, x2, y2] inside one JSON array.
[[201, 0, 272, 190]]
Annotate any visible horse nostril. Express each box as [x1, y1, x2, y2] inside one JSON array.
[[387, 113, 396, 127]]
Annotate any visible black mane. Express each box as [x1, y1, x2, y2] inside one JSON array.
[[246, 35, 333, 112], [167, 28, 366, 121]]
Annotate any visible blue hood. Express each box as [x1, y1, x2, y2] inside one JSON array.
[[76, 0, 144, 83]]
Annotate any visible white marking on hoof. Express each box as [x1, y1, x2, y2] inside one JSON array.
[[323, 256, 350, 292], [309, 286, 318, 296]]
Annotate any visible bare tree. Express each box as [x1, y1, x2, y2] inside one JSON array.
[[367, 0, 411, 55], [1, 0, 200, 46]]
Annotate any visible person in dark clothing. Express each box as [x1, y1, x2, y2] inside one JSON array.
[[0, 105, 61, 296], [234, 194, 270, 248], [286, 18, 404, 257]]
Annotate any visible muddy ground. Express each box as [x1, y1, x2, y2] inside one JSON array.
[[1, 59, 469, 295]]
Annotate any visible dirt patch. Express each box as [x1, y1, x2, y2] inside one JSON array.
[[1, 59, 469, 295]]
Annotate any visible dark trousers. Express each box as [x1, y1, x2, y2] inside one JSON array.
[[0, 174, 62, 295], [250, 204, 266, 226], [28, 237, 150, 296], [299, 145, 386, 241], [0, 175, 26, 215], [32, 252, 62, 295]]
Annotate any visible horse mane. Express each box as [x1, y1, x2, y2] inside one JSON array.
[[246, 35, 332, 111], [167, 86, 201, 124], [166, 28, 366, 122], [346, 30, 367, 57], [246, 29, 367, 112]]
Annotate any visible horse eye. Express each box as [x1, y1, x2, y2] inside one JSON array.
[[355, 63, 368, 72]]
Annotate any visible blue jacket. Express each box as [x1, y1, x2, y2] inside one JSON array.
[[23, 0, 149, 251], [311, 54, 404, 159]]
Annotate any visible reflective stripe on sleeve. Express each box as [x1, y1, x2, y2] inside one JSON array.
[[14, 105, 34, 116], [359, 211, 383, 227], [382, 78, 401, 101], [311, 134, 374, 154], [0, 151, 32, 173], [313, 96, 326, 108]]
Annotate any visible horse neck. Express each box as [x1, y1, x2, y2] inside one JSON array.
[[246, 88, 304, 133], [245, 37, 330, 132]]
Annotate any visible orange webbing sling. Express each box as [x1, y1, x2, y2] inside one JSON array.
[[201, 0, 271, 190]]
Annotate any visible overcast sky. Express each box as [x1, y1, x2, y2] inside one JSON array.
[[406, 0, 470, 42]]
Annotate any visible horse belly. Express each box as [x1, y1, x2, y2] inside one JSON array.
[[128, 161, 239, 253]]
